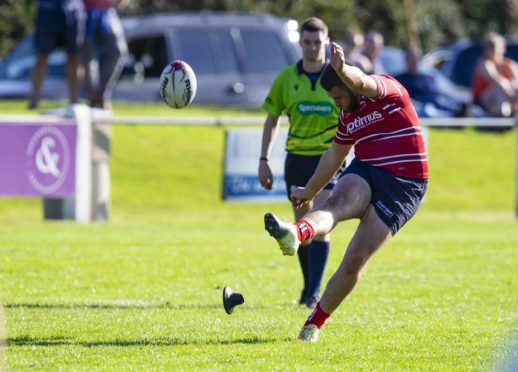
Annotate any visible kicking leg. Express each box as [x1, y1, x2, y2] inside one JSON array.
[[264, 174, 371, 255], [303, 174, 373, 236]]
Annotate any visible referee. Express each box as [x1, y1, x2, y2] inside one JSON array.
[[258, 17, 344, 308]]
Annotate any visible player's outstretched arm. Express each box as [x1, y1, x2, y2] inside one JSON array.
[[291, 142, 351, 207], [329, 42, 378, 98]]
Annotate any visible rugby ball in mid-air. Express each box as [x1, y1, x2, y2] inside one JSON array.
[[159, 60, 197, 109]]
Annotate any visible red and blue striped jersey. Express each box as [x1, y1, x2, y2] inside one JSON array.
[[333, 74, 428, 180]]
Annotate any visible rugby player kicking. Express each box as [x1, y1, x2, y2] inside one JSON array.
[[264, 41, 429, 342]]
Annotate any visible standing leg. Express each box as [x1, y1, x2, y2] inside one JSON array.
[[300, 204, 391, 341], [83, 36, 100, 106], [66, 53, 81, 105], [29, 54, 49, 109], [319, 205, 391, 313], [98, 9, 127, 108]]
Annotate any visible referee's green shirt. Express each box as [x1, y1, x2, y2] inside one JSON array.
[[262, 60, 340, 156]]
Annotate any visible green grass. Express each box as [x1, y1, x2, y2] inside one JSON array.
[[0, 100, 517, 370]]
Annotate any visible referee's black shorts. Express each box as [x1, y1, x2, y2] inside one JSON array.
[[284, 152, 346, 200]]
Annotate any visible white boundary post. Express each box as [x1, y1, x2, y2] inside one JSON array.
[[71, 105, 93, 223]]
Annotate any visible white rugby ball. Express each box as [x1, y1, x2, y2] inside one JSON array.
[[159, 60, 197, 109]]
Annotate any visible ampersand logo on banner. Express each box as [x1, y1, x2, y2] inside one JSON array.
[[26, 126, 71, 194]]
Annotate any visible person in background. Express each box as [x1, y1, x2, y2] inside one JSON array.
[[259, 17, 344, 309], [395, 44, 467, 118], [472, 32, 518, 117], [341, 29, 372, 73], [29, 0, 86, 109], [83, 0, 129, 109], [362, 31, 386, 74]]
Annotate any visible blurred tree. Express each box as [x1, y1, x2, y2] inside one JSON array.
[[456, 0, 518, 38], [412, 0, 464, 50], [0, 0, 36, 57], [0, 0, 517, 58]]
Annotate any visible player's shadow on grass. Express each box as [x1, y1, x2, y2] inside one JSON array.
[[4, 303, 224, 310], [7, 335, 290, 347]]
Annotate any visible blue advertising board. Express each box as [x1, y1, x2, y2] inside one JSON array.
[[223, 128, 288, 202]]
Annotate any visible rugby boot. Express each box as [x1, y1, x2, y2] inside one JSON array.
[[298, 324, 319, 342], [264, 213, 300, 256]]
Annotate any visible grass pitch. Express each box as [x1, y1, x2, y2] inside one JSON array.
[[0, 101, 517, 370]]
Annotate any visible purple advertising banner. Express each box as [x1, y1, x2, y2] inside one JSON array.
[[0, 122, 77, 197]]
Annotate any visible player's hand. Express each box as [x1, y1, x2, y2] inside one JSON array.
[[329, 42, 346, 74], [258, 162, 273, 190], [290, 186, 313, 209]]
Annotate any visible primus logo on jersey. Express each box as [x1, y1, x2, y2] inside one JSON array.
[[297, 101, 334, 116], [346, 111, 383, 133]]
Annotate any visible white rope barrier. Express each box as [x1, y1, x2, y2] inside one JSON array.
[[0, 113, 515, 127], [1, 111, 516, 218]]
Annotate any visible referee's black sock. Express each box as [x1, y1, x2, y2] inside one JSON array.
[[297, 244, 310, 303], [307, 240, 330, 299]]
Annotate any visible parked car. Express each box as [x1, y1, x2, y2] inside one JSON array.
[[423, 37, 518, 90], [0, 12, 301, 107], [381, 46, 470, 104]]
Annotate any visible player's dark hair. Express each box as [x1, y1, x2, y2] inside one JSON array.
[[320, 64, 346, 91], [300, 17, 328, 36]]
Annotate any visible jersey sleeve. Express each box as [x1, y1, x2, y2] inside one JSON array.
[[333, 111, 354, 145], [262, 70, 285, 116], [370, 74, 406, 101]]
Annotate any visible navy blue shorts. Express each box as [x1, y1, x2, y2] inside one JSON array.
[[34, 0, 85, 54], [343, 158, 427, 235], [284, 152, 346, 200]]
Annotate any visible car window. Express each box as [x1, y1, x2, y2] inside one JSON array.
[[126, 35, 168, 78], [175, 28, 240, 76], [212, 29, 240, 74], [176, 29, 215, 75], [240, 29, 289, 73]]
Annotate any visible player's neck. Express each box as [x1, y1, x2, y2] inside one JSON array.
[[302, 59, 326, 73]]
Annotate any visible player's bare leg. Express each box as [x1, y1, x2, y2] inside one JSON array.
[[265, 174, 390, 341], [319, 205, 391, 313], [303, 174, 373, 235], [265, 174, 371, 255], [298, 204, 391, 341]]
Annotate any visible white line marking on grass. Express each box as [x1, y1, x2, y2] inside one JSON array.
[[87, 299, 163, 307]]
